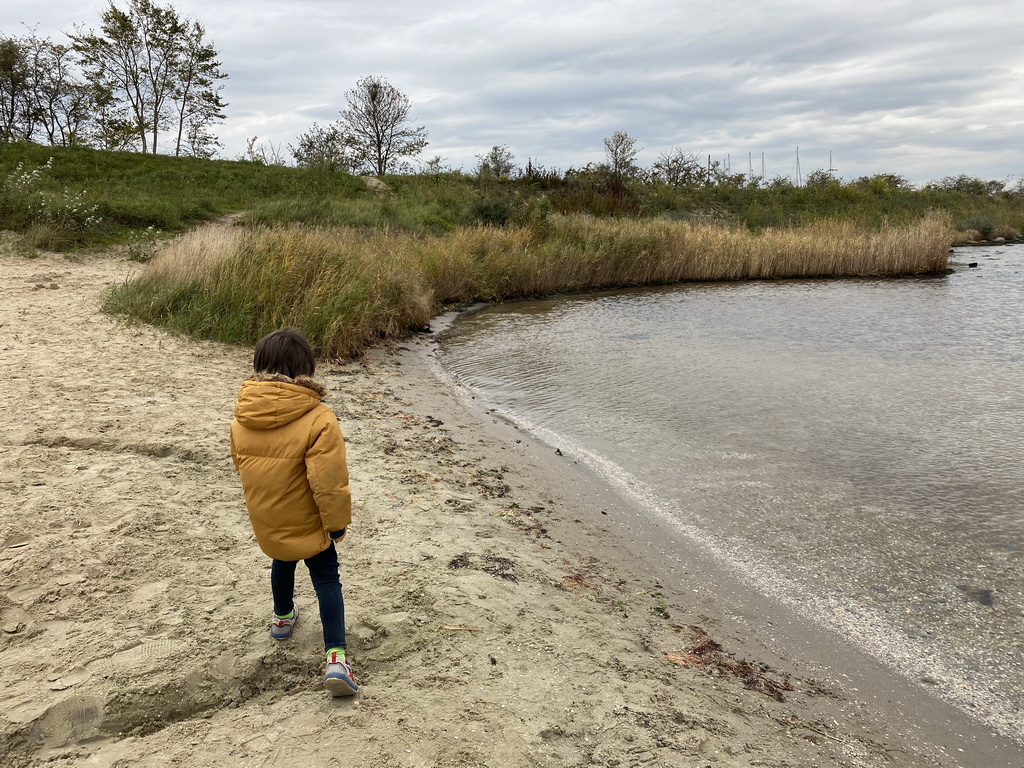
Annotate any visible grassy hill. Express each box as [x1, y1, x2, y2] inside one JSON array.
[[2, 142, 1022, 251]]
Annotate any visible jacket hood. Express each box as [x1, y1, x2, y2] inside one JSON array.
[[234, 373, 328, 430]]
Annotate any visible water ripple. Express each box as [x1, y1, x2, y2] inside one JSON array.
[[439, 244, 1024, 736]]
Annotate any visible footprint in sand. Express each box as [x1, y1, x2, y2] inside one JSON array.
[[86, 638, 186, 677], [9, 694, 105, 749]]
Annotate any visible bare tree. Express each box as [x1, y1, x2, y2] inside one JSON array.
[[652, 147, 704, 186], [474, 145, 516, 179], [242, 136, 287, 166], [603, 130, 641, 177], [340, 75, 427, 175]]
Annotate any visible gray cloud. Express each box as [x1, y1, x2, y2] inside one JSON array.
[[5, 0, 1022, 183]]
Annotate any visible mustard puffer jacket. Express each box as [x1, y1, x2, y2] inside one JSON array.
[[230, 374, 351, 561]]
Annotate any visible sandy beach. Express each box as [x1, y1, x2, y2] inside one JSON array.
[[1, 246, 1021, 768]]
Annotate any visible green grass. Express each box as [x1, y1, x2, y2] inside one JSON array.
[[0, 142, 367, 248], [4, 142, 1023, 252], [2, 143, 1011, 358]]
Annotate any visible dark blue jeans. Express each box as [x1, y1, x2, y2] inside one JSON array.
[[270, 543, 346, 651]]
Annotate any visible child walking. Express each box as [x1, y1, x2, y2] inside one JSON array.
[[229, 327, 358, 696]]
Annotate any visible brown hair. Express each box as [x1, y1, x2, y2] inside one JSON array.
[[253, 327, 315, 378]]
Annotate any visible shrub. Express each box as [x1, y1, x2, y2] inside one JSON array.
[[1, 158, 54, 231], [1, 157, 104, 249], [931, 175, 1004, 195], [125, 226, 166, 262], [959, 214, 995, 239], [471, 196, 513, 226]]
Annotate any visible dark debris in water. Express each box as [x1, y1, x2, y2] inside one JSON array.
[[957, 585, 995, 607]]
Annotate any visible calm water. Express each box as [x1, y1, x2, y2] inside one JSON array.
[[438, 244, 1024, 738]]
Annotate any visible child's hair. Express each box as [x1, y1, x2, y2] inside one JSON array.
[[253, 327, 315, 379]]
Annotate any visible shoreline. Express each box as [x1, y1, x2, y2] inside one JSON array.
[[1, 248, 1021, 767], [424, 309, 1024, 767]]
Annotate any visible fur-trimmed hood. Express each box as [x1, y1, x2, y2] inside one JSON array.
[[247, 372, 327, 397], [234, 373, 329, 430]]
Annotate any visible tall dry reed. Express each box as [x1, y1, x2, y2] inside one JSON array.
[[105, 213, 954, 357]]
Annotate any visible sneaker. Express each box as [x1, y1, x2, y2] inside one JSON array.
[[323, 650, 358, 697], [270, 604, 299, 640]]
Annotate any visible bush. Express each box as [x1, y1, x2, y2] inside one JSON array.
[[471, 196, 513, 226], [1, 157, 104, 249], [959, 214, 995, 239]]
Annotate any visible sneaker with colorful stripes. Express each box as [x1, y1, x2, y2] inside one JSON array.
[[270, 604, 299, 640], [324, 649, 358, 697]]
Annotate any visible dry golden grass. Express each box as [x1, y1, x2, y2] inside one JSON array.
[[146, 221, 247, 287], [953, 229, 986, 244], [991, 225, 1021, 240], [109, 213, 955, 357]]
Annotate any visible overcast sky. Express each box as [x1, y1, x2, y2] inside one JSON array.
[[5, 0, 1023, 184]]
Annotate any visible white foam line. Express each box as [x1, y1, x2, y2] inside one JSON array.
[[435, 355, 1023, 745]]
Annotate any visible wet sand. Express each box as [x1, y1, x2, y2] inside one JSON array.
[[1, 246, 1021, 767]]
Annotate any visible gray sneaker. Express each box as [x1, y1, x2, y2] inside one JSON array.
[[270, 604, 299, 640], [324, 650, 358, 696]]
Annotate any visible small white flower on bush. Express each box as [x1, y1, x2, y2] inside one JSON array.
[[3, 158, 102, 233]]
